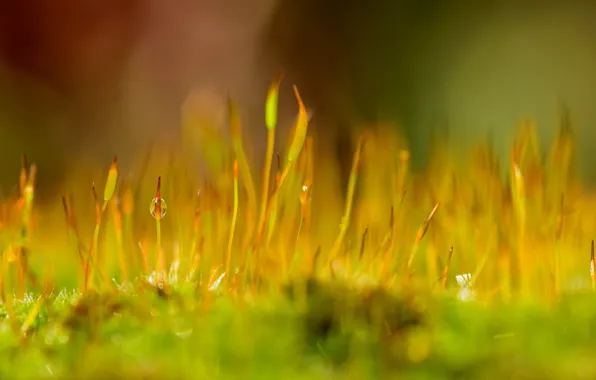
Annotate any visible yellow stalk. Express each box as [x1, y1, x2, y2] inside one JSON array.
[[257, 71, 283, 245], [61, 196, 84, 289], [152, 177, 166, 286], [591, 240, 595, 292], [17, 163, 36, 296], [85, 184, 103, 292], [327, 133, 366, 267], [511, 162, 529, 296], [228, 97, 257, 251], [111, 198, 128, 282], [226, 160, 239, 285], [440, 247, 454, 290], [407, 202, 440, 272], [391, 150, 410, 252], [85, 157, 120, 291], [256, 84, 309, 248], [188, 206, 202, 280]]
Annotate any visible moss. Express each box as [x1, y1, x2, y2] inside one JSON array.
[[0, 81, 593, 378]]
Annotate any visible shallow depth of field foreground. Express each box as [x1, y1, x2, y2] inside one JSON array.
[[2, 79, 596, 379]]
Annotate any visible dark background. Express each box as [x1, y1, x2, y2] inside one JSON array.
[[1, 1, 596, 199]]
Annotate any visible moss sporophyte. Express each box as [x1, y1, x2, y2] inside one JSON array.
[[0, 76, 595, 378]]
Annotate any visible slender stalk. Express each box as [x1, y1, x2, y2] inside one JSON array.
[[256, 72, 283, 246], [407, 202, 440, 271], [591, 240, 595, 292], [187, 206, 202, 280], [328, 135, 366, 267], [511, 163, 529, 296], [228, 97, 257, 251], [226, 160, 239, 285], [440, 247, 454, 290], [111, 199, 128, 282], [153, 177, 166, 286], [85, 185, 102, 292], [256, 84, 308, 249]]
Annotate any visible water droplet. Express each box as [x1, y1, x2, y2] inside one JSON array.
[[300, 184, 310, 204], [149, 197, 167, 219]]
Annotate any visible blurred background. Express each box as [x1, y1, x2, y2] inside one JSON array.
[[1, 1, 596, 201]]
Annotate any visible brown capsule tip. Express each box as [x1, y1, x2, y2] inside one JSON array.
[[61, 196, 68, 213], [21, 154, 28, 169], [292, 85, 303, 107], [272, 70, 285, 84], [28, 164, 37, 178], [156, 176, 162, 193], [233, 160, 239, 179]]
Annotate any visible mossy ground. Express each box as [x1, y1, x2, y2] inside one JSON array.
[[3, 284, 596, 379], [0, 82, 594, 379]]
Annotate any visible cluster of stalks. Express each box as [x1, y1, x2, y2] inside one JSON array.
[[0, 74, 593, 315]]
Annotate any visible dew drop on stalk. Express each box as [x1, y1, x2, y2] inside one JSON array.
[[300, 184, 310, 205], [149, 197, 167, 219]]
